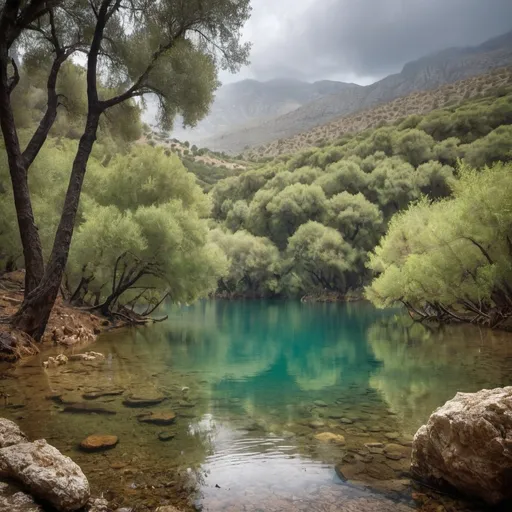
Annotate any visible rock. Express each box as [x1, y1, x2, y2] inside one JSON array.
[[364, 442, 384, 454], [335, 461, 366, 481], [411, 386, 512, 505], [42, 353, 69, 368], [158, 431, 175, 442], [0, 490, 43, 512], [122, 395, 166, 408], [328, 412, 344, 419], [385, 452, 404, 461], [384, 443, 411, 458], [364, 462, 396, 480], [86, 497, 110, 512], [56, 354, 68, 365], [80, 435, 119, 452], [138, 411, 176, 426], [0, 439, 90, 511], [177, 400, 196, 408], [62, 403, 116, 415], [68, 352, 104, 362], [82, 389, 124, 400], [0, 418, 28, 448], [155, 506, 182, 512], [308, 420, 325, 429], [384, 431, 400, 440], [340, 417, 353, 424], [368, 426, 381, 432], [313, 400, 328, 407], [314, 432, 346, 445]]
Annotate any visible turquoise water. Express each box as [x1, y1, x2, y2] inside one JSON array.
[[3, 300, 512, 511]]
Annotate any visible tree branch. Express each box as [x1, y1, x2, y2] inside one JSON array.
[[7, 57, 19, 94]]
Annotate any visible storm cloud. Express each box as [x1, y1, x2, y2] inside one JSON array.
[[223, 0, 512, 84]]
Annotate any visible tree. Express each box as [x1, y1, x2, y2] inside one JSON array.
[[266, 183, 327, 248], [462, 125, 512, 168], [1, 0, 251, 340], [324, 192, 383, 251], [366, 162, 512, 327], [210, 229, 281, 297], [314, 161, 368, 197], [367, 157, 418, 214], [392, 129, 434, 167], [286, 221, 357, 293]]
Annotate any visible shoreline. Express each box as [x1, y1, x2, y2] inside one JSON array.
[[0, 271, 124, 363]]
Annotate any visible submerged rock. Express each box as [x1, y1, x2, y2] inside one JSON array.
[[313, 400, 328, 407], [158, 431, 176, 442], [122, 395, 166, 408], [42, 354, 68, 369], [68, 352, 104, 362], [314, 432, 346, 445], [0, 489, 43, 512], [0, 418, 28, 448], [0, 439, 90, 511], [80, 435, 119, 452], [138, 411, 177, 426], [411, 386, 512, 505], [86, 497, 109, 512], [62, 403, 116, 415], [82, 389, 124, 400]]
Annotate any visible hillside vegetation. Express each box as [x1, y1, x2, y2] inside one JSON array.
[[207, 86, 512, 315], [246, 67, 512, 159], [141, 129, 248, 191]]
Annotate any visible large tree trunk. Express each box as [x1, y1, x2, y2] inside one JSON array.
[[12, 112, 101, 340], [0, 47, 45, 295]]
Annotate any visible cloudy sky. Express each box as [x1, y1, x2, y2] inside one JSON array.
[[219, 0, 512, 85]]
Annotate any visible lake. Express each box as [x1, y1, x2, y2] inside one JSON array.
[[2, 300, 512, 511]]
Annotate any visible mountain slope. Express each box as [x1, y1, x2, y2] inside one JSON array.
[[245, 67, 512, 159], [169, 78, 360, 142], [202, 29, 512, 153]]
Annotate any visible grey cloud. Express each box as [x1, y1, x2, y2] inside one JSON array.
[[232, 0, 512, 83]]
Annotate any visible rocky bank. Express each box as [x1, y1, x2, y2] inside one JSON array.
[[411, 386, 512, 506], [0, 418, 183, 512]]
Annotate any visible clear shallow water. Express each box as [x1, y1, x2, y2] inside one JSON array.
[[2, 300, 512, 511]]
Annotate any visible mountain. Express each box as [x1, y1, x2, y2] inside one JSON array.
[[197, 29, 512, 153], [167, 78, 360, 143], [245, 67, 512, 159]]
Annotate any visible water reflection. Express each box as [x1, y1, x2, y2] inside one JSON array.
[[368, 315, 512, 432], [2, 300, 512, 511]]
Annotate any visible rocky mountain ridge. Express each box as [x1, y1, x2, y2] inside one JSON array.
[[194, 29, 512, 153]]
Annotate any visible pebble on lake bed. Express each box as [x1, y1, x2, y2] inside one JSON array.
[[138, 411, 177, 426], [314, 432, 346, 445], [158, 431, 176, 442], [80, 435, 119, 452]]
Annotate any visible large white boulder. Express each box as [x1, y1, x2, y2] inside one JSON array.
[[411, 386, 512, 504], [0, 439, 90, 511]]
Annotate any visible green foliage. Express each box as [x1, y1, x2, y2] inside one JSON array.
[[324, 192, 383, 251], [286, 222, 357, 293], [210, 229, 281, 296], [366, 162, 512, 314], [266, 184, 327, 248], [207, 87, 512, 298]]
